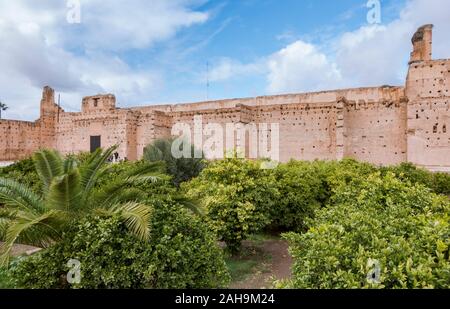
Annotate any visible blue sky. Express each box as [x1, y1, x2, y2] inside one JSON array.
[[1, 0, 449, 120]]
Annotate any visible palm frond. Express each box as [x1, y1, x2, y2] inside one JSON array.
[[107, 188, 148, 205], [124, 161, 165, 178], [92, 174, 160, 207], [45, 169, 82, 213], [63, 157, 77, 173], [0, 217, 11, 241], [108, 202, 152, 241], [33, 150, 63, 192], [0, 210, 61, 266], [172, 195, 203, 216], [0, 177, 45, 213], [79, 145, 118, 200]]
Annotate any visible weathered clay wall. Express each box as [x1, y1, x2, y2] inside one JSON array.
[[154, 86, 406, 164], [406, 59, 450, 171], [55, 109, 130, 159], [0, 120, 41, 160], [0, 82, 444, 168], [135, 111, 172, 159], [344, 97, 408, 165]]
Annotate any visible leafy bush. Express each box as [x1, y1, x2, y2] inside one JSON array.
[[381, 162, 432, 187], [285, 172, 450, 289], [11, 202, 230, 288], [11, 216, 152, 289], [268, 159, 380, 232], [322, 159, 378, 195], [270, 161, 326, 232], [183, 158, 278, 253], [0, 158, 41, 193], [147, 197, 230, 288], [0, 262, 16, 288], [431, 172, 450, 196], [143, 138, 205, 186], [382, 162, 450, 196]]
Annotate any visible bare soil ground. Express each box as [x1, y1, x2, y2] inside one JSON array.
[[228, 238, 292, 289], [0, 242, 40, 257]]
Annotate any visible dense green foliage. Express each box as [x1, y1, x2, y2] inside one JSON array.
[[11, 216, 151, 288], [0, 158, 41, 192], [0, 146, 161, 265], [270, 161, 328, 232], [285, 172, 450, 288], [381, 162, 450, 195], [147, 197, 230, 288], [0, 263, 15, 288], [184, 158, 278, 253], [2, 149, 450, 289], [143, 138, 205, 186], [11, 205, 229, 288]]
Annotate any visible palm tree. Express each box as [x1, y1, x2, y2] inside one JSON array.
[[144, 138, 205, 186], [0, 102, 7, 119], [0, 145, 163, 265]]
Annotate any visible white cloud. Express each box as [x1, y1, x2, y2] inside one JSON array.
[[267, 41, 341, 94], [208, 58, 264, 82], [267, 0, 450, 93], [70, 0, 209, 51], [0, 0, 208, 120]]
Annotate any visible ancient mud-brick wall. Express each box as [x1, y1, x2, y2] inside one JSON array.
[[0, 85, 432, 167], [168, 105, 249, 158], [343, 88, 408, 166], [55, 94, 132, 160], [134, 86, 408, 165], [133, 110, 173, 159], [406, 59, 450, 171], [0, 120, 41, 160], [0, 86, 59, 161], [250, 102, 336, 162]]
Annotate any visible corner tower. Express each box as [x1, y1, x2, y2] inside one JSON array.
[[38, 86, 63, 150], [409, 24, 433, 64], [406, 24, 450, 171]]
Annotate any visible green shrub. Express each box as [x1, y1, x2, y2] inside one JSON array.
[[431, 172, 450, 196], [323, 159, 378, 195], [0, 157, 41, 193], [382, 162, 450, 196], [11, 216, 153, 289], [183, 158, 278, 253], [0, 262, 16, 288], [381, 162, 432, 187], [270, 161, 326, 232], [143, 138, 205, 186], [285, 172, 450, 289], [11, 202, 230, 289], [147, 197, 230, 288]]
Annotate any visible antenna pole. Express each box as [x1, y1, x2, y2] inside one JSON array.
[[206, 61, 210, 101], [57, 94, 60, 123]]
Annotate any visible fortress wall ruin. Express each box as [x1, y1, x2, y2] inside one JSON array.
[[55, 109, 130, 158], [1, 25, 449, 170], [406, 59, 450, 171], [0, 120, 40, 161], [343, 96, 408, 165]]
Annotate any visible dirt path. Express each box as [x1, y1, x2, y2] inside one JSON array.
[[230, 239, 292, 289], [0, 242, 40, 257]]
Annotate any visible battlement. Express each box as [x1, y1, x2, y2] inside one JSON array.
[[410, 24, 433, 64], [82, 94, 116, 113]]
